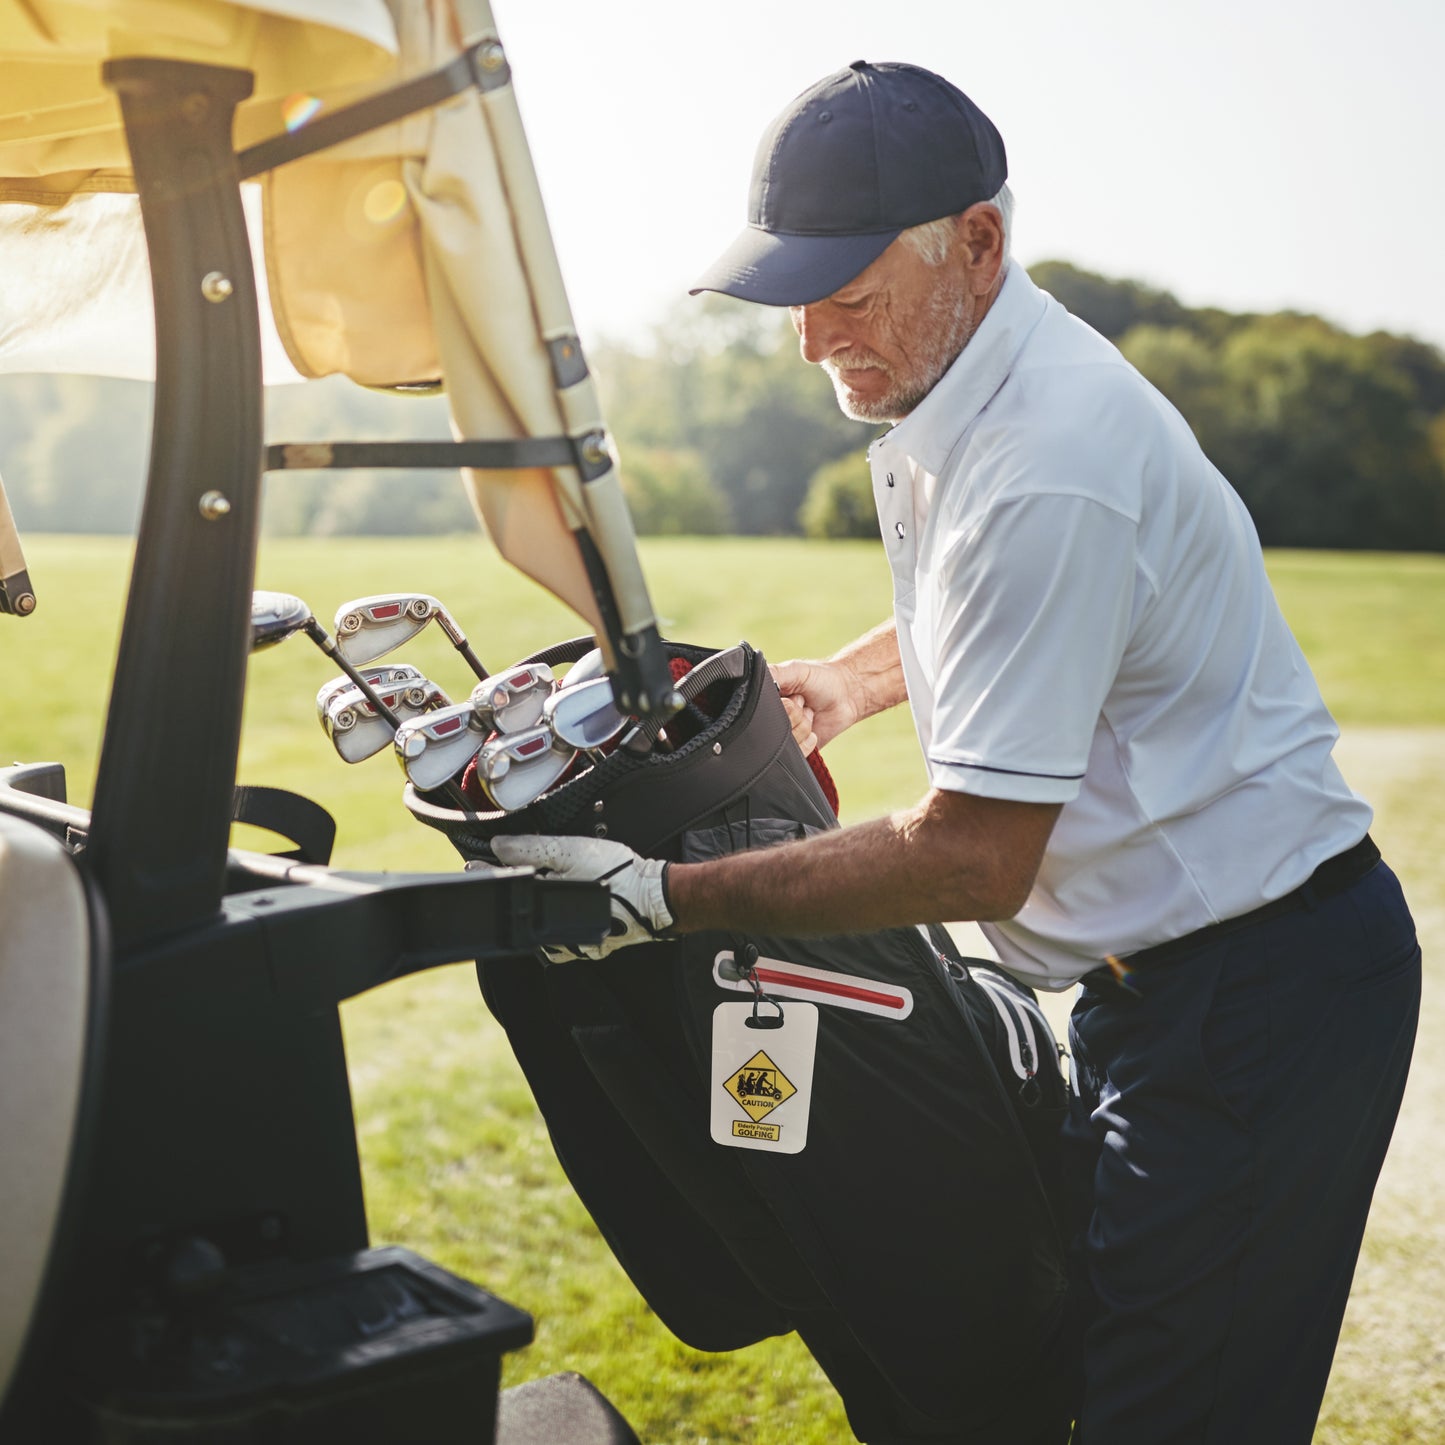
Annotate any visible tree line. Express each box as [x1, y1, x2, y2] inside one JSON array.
[[3, 261, 1443, 550], [598, 264, 1445, 551]]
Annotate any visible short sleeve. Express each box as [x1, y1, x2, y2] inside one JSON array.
[[924, 492, 1139, 802]]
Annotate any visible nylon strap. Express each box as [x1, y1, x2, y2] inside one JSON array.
[[264, 438, 582, 473], [232, 785, 337, 866], [237, 40, 511, 181]]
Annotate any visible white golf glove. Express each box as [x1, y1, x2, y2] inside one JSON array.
[[489, 834, 675, 961]]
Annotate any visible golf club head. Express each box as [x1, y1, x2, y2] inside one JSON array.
[[333, 593, 446, 666], [315, 663, 426, 724], [562, 647, 608, 688], [250, 590, 314, 650], [470, 662, 556, 734], [394, 702, 490, 791], [544, 674, 628, 749], [474, 725, 577, 812], [325, 679, 447, 764]]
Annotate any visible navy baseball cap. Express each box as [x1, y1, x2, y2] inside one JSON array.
[[691, 61, 1007, 307]]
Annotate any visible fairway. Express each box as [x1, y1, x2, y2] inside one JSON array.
[[3, 534, 1442, 1443]]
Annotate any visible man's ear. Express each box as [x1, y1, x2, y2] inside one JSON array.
[[956, 204, 1005, 291]]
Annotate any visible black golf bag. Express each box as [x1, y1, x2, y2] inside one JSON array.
[[407, 640, 1077, 1444]]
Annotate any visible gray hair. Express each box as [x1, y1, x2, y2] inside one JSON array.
[[900, 182, 1013, 267]]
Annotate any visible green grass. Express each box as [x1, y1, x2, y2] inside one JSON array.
[[4, 535, 1443, 1442], [1264, 551, 1445, 727]]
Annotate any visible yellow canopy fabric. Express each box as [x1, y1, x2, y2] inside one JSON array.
[[0, 1, 397, 193], [0, 0, 658, 663]]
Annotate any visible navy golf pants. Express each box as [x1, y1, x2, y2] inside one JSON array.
[[1063, 859, 1420, 1444]]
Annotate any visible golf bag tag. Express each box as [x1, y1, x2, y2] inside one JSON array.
[[710, 1000, 818, 1154]]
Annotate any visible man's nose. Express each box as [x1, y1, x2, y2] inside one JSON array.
[[791, 303, 841, 365]]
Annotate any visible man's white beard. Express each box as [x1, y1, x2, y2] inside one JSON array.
[[824, 282, 974, 424]]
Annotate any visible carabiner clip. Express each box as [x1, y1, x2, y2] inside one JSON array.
[[739, 941, 785, 1030]]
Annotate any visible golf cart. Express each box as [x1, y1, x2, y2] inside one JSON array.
[[0, 2, 668, 1439]]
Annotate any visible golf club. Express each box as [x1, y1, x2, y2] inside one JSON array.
[[250, 590, 405, 730], [561, 647, 608, 688], [252, 591, 473, 809], [543, 675, 628, 750], [393, 702, 492, 793], [472, 724, 577, 812], [315, 663, 426, 724], [470, 662, 556, 735], [333, 593, 488, 681], [324, 678, 448, 764]]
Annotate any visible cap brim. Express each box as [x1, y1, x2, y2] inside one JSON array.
[[689, 225, 900, 307]]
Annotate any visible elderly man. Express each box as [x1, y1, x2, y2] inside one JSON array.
[[495, 61, 1420, 1444]]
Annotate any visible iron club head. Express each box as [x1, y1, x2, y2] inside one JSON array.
[[315, 663, 426, 724], [393, 702, 490, 792], [323, 678, 448, 764], [543, 674, 628, 750], [473, 725, 577, 812], [470, 662, 556, 734], [333, 592, 488, 679]]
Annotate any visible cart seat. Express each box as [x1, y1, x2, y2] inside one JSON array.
[[0, 812, 104, 1418]]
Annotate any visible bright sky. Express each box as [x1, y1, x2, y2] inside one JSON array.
[[492, 0, 1445, 352]]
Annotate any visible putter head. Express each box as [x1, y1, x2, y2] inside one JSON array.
[[544, 674, 628, 749], [474, 725, 576, 812], [333, 593, 445, 665], [393, 702, 489, 791], [470, 662, 556, 734], [315, 663, 425, 724], [324, 678, 446, 764], [250, 590, 313, 650]]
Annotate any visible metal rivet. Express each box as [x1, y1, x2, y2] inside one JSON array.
[[478, 42, 506, 71], [818, 110, 832, 123], [201, 272, 233, 303], [712, 742, 723, 755], [593, 800, 605, 813], [886, 472, 895, 487], [895, 522, 905, 539], [593, 823, 608, 838], [14, 593, 36, 616], [199, 490, 231, 520], [581, 432, 611, 466]]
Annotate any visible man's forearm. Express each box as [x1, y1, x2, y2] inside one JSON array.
[[667, 790, 1061, 938], [831, 619, 908, 720]]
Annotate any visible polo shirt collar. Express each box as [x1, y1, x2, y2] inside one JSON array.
[[880, 262, 1049, 476]]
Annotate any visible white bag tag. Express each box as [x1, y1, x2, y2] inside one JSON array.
[[710, 944, 818, 1155]]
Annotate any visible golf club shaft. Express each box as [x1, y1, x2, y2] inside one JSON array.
[[305, 620, 405, 729], [453, 637, 490, 681], [433, 613, 488, 682]]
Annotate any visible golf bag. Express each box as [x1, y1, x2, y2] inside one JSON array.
[[407, 640, 1076, 1444]]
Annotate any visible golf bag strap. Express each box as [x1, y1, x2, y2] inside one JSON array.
[[518, 634, 609, 670], [231, 786, 337, 866]]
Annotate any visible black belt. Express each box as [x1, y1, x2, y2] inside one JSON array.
[[1083, 833, 1381, 988]]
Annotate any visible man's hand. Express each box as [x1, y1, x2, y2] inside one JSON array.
[[770, 658, 868, 755], [770, 620, 908, 754], [489, 834, 675, 961]]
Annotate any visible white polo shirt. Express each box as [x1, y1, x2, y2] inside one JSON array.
[[871, 264, 1371, 990]]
